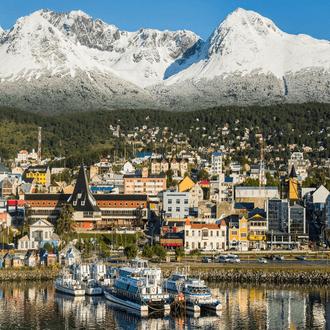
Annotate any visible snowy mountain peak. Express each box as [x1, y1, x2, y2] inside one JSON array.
[[220, 8, 281, 36]]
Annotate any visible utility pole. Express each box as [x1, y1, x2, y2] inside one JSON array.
[[38, 127, 42, 164]]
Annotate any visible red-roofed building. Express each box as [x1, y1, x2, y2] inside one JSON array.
[[198, 180, 210, 188], [184, 220, 227, 251]]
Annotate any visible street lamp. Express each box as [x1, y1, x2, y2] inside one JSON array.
[[271, 230, 273, 250]]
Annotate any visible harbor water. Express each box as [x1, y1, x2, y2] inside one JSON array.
[[0, 281, 329, 329]]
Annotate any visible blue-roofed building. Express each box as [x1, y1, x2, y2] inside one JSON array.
[[136, 152, 153, 160], [59, 244, 81, 266]]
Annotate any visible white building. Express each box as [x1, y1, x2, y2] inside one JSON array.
[[211, 152, 222, 176], [184, 219, 227, 251], [287, 152, 309, 180], [18, 219, 61, 250], [163, 191, 190, 219]]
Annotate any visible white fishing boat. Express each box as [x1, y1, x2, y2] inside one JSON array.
[[54, 272, 85, 296], [163, 270, 221, 314], [104, 258, 170, 316], [74, 263, 103, 295]]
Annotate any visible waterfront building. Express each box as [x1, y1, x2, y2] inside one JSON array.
[[184, 219, 227, 251], [18, 218, 61, 250], [247, 214, 267, 249], [227, 216, 248, 251], [25, 165, 149, 230]]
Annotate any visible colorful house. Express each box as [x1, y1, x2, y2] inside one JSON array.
[[228, 216, 248, 251]]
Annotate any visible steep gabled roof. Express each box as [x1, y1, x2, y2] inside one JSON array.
[[289, 165, 297, 178], [67, 165, 100, 212]]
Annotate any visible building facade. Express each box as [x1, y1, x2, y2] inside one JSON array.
[[184, 219, 227, 250]]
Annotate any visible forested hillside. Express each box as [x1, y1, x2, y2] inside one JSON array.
[[0, 103, 329, 167]]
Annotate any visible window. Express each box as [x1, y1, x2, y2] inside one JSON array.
[[120, 203, 122, 206], [176, 207, 180, 212], [232, 230, 237, 236], [222, 231, 225, 237], [186, 230, 189, 237], [184, 207, 189, 213], [192, 230, 195, 236], [176, 199, 180, 204], [168, 207, 172, 212], [241, 233, 247, 238], [184, 199, 188, 204], [168, 199, 172, 204], [210, 231, 213, 236], [202, 229, 208, 237], [103, 203, 105, 206], [141, 203, 144, 207], [241, 222, 246, 228], [217, 231, 219, 237], [73, 201, 77, 206]]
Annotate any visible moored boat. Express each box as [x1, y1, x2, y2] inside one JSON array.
[[104, 258, 170, 316], [54, 272, 85, 296], [163, 270, 221, 315]]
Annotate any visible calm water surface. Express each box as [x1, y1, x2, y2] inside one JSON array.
[[0, 281, 329, 329]]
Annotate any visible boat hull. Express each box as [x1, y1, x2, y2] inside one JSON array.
[[84, 286, 103, 296], [104, 291, 148, 316], [54, 283, 85, 296]]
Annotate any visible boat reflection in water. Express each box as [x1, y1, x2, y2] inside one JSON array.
[[1, 282, 330, 329]]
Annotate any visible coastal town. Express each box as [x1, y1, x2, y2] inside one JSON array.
[[0, 134, 329, 268]]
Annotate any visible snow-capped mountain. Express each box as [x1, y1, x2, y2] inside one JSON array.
[[39, 9, 201, 87], [163, 8, 330, 83], [0, 8, 329, 114]]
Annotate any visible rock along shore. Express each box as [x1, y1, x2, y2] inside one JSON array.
[[0, 269, 60, 281], [160, 268, 330, 285]]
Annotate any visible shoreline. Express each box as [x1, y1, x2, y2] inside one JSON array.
[[1, 263, 330, 285]]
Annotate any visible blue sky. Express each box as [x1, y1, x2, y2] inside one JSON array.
[[0, 0, 329, 41]]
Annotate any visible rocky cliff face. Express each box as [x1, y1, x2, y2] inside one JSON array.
[[0, 8, 329, 114]]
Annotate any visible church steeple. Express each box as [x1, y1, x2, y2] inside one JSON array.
[[289, 165, 297, 179], [67, 165, 100, 212]]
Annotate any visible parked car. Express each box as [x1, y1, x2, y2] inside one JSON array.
[[267, 254, 276, 260], [202, 257, 212, 263], [218, 255, 229, 263], [299, 255, 307, 261], [227, 254, 240, 263], [258, 258, 267, 264], [184, 248, 191, 253], [277, 255, 284, 260]]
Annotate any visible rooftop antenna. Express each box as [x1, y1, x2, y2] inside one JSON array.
[[38, 127, 42, 163]]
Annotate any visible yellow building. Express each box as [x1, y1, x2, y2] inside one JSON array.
[[179, 176, 195, 192], [286, 166, 299, 205], [247, 214, 267, 249], [24, 165, 51, 186], [228, 216, 248, 251]]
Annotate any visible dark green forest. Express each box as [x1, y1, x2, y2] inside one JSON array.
[[0, 102, 329, 167]]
